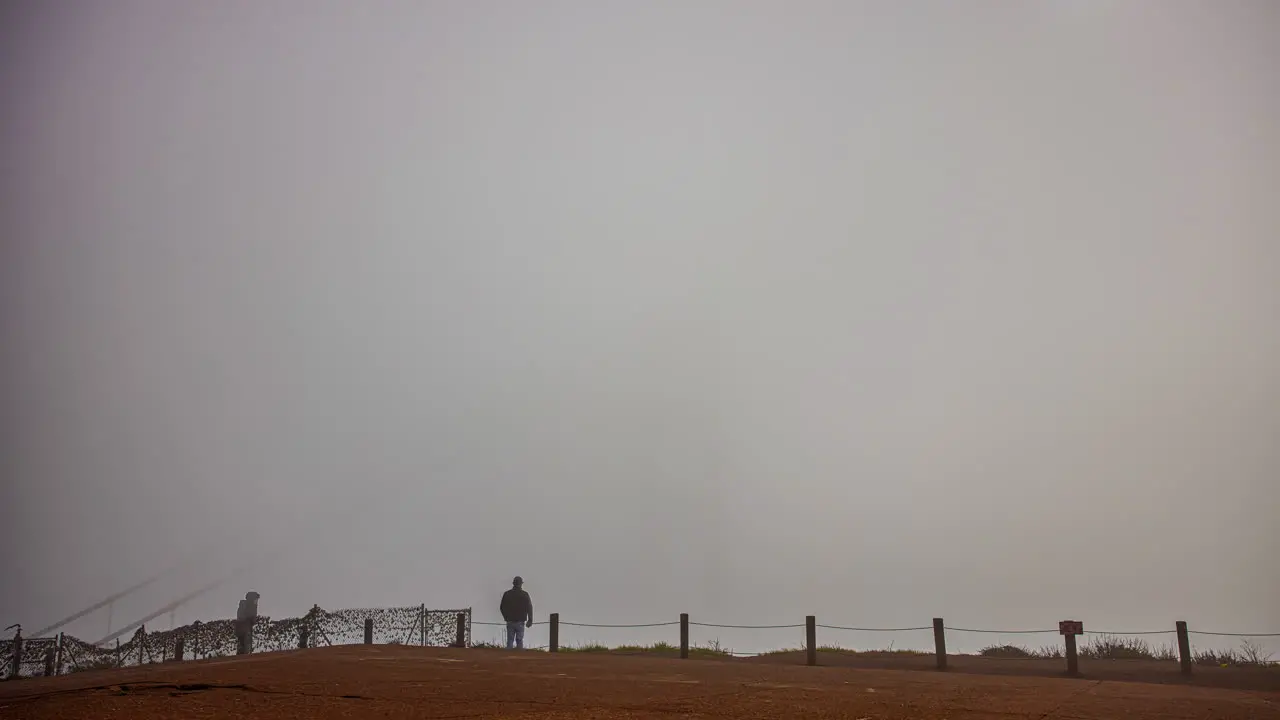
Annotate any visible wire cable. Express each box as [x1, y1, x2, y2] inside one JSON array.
[[1083, 630, 1175, 635], [560, 621, 680, 628], [818, 624, 932, 632], [1188, 630, 1280, 637], [690, 622, 804, 629], [944, 627, 1057, 634]]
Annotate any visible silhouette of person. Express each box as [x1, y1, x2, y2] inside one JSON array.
[[235, 591, 260, 655], [500, 577, 533, 650]]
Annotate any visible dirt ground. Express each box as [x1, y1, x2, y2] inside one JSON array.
[[2, 645, 1277, 719]]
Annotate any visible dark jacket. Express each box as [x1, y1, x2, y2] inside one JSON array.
[[500, 588, 533, 623], [236, 599, 258, 623]]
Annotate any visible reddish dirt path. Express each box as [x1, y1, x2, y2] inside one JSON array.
[[2, 646, 1277, 719]]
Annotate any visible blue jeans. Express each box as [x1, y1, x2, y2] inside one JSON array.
[[506, 621, 526, 649]]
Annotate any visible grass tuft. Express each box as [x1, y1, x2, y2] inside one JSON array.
[[555, 641, 732, 657], [559, 643, 611, 653], [1079, 634, 1159, 661], [758, 643, 929, 658], [1195, 640, 1276, 668], [980, 644, 1033, 659]]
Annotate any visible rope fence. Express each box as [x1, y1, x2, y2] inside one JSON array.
[[944, 627, 1056, 634], [5, 607, 1275, 680], [482, 614, 1278, 677], [820, 624, 933, 632], [1189, 630, 1280, 637], [690, 622, 803, 630], [561, 621, 680, 628]]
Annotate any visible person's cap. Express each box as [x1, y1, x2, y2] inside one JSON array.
[[512, 576, 523, 585], [246, 591, 260, 599]]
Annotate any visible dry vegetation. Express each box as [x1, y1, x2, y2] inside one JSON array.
[[978, 635, 1276, 668], [473, 634, 1277, 668]]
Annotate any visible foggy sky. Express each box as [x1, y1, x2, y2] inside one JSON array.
[[2, 1, 1277, 654]]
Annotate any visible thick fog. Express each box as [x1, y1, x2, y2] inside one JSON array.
[[3, 1, 1277, 656]]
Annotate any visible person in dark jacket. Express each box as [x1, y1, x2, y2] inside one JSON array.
[[499, 576, 533, 649], [235, 591, 260, 655]]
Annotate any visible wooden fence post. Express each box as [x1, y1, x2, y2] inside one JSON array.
[[298, 624, 309, 650], [1059, 621, 1082, 676], [549, 613, 560, 653], [174, 638, 185, 661], [55, 633, 64, 675], [364, 618, 374, 645], [44, 646, 55, 676], [115, 638, 121, 668], [679, 614, 689, 659], [419, 604, 426, 647], [455, 613, 466, 648], [1176, 621, 1191, 675], [933, 618, 947, 670], [806, 616, 817, 666]]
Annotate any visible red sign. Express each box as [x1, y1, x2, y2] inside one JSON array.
[[1059, 620, 1084, 636]]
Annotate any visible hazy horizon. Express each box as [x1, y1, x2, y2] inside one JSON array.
[[2, 1, 1277, 657]]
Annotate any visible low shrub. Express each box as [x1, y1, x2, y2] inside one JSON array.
[[1080, 635, 1157, 660], [979, 644, 1033, 659]]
